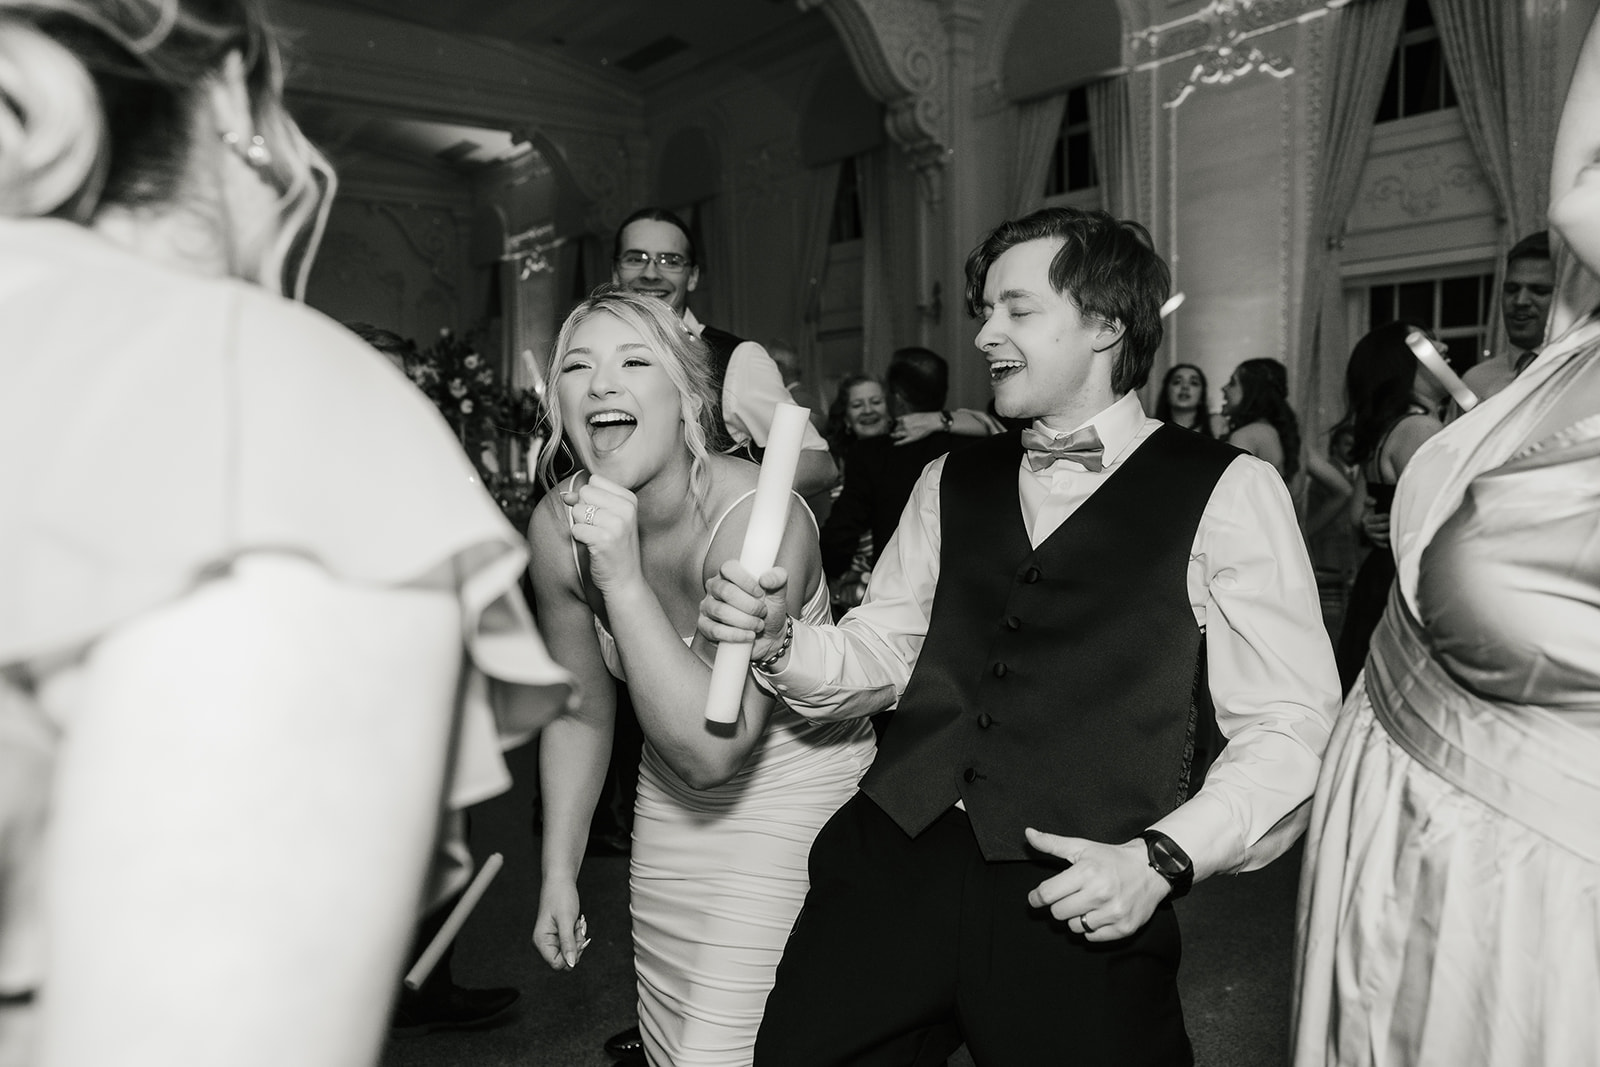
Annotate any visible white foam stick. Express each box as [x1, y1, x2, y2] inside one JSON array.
[[1405, 330, 1478, 412], [704, 403, 811, 724], [1160, 292, 1186, 318], [403, 852, 504, 991]]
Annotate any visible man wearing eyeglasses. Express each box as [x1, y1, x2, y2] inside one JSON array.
[[596, 207, 842, 1066], [611, 207, 838, 498]]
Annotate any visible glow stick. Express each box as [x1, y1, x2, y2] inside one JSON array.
[[1405, 330, 1478, 412], [1160, 292, 1186, 318], [704, 403, 811, 724], [403, 852, 504, 990]]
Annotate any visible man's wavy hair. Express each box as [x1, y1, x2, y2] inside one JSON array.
[[964, 206, 1170, 395]]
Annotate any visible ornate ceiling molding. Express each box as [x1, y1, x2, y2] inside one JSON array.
[[800, 0, 951, 198]]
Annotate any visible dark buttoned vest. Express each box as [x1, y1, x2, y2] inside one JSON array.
[[859, 423, 1240, 861]]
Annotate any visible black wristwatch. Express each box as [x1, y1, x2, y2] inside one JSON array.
[[1138, 830, 1193, 900]]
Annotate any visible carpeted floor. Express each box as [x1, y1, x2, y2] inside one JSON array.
[[380, 738, 1303, 1067]]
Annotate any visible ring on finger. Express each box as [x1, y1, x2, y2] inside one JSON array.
[[1079, 915, 1095, 933], [583, 505, 597, 526]]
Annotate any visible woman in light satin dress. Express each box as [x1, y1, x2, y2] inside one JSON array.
[[529, 288, 875, 1066], [1291, 15, 1600, 1064]]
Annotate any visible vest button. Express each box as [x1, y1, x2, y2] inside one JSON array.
[[962, 767, 977, 783], [1005, 616, 1021, 630], [1023, 566, 1042, 583], [977, 713, 993, 729], [992, 662, 1007, 678]]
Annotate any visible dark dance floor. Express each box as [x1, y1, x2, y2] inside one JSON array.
[[381, 739, 1302, 1067]]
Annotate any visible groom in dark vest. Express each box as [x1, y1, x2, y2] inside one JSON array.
[[699, 206, 1339, 1066]]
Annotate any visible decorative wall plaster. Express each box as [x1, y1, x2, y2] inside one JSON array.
[[1132, 0, 1333, 64], [546, 129, 634, 236], [373, 202, 460, 294], [801, 0, 952, 202], [1165, 45, 1293, 108], [1362, 154, 1484, 219]]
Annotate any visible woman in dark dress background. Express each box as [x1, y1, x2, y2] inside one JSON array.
[[1331, 322, 1447, 693]]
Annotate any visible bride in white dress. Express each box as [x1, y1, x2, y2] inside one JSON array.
[[529, 287, 876, 1066]]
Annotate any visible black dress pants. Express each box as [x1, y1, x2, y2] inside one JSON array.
[[754, 794, 1192, 1067]]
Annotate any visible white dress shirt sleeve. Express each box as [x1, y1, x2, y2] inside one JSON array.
[[722, 342, 830, 453], [1152, 454, 1340, 881], [762, 455, 949, 719]]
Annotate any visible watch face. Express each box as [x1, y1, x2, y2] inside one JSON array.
[[1150, 837, 1186, 875]]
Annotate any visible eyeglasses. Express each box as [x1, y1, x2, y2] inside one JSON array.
[[617, 250, 691, 273]]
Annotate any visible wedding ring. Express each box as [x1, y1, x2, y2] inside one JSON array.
[[583, 505, 597, 526], [1079, 915, 1095, 933]]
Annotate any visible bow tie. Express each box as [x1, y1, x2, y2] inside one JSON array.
[[1020, 425, 1105, 473]]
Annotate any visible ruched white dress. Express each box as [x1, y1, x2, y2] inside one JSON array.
[[580, 490, 876, 1067]]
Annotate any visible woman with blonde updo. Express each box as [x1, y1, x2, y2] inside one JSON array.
[[530, 286, 875, 1067], [0, 4, 569, 1065]]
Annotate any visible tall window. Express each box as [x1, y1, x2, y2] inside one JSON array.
[[828, 157, 863, 244], [1375, 0, 1458, 123], [1365, 269, 1494, 375], [1044, 85, 1097, 197]]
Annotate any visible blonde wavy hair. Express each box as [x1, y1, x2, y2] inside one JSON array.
[[537, 286, 724, 518], [0, 0, 334, 297]]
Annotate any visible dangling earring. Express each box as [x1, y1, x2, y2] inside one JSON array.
[[220, 130, 273, 170]]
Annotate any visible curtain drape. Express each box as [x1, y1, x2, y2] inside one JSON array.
[[794, 162, 843, 373], [1432, 0, 1557, 364], [1086, 75, 1144, 222], [1431, 0, 1555, 249], [859, 143, 920, 376], [1294, 0, 1408, 448], [1009, 93, 1068, 216]]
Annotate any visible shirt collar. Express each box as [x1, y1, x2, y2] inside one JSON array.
[[1029, 391, 1146, 469], [680, 307, 705, 337]]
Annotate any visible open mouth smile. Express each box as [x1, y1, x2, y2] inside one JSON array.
[[588, 410, 638, 453], [989, 358, 1025, 382]]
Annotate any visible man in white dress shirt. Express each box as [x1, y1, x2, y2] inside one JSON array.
[[700, 207, 1340, 1066]]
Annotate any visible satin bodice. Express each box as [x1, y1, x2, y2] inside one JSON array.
[[1416, 414, 1600, 709]]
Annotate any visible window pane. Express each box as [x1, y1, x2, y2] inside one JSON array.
[[1370, 285, 1397, 326], [1044, 143, 1065, 197], [1067, 134, 1095, 192], [1067, 85, 1089, 127], [1397, 280, 1433, 325], [828, 158, 862, 243], [1376, 55, 1401, 122], [1402, 39, 1448, 115], [1439, 275, 1482, 328]]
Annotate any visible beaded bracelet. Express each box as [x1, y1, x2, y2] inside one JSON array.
[[755, 616, 794, 672]]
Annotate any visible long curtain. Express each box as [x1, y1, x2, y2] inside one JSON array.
[[1432, 0, 1557, 363], [1009, 93, 1068, 216], [1086, 75, 1144, 222], [1295, 0, 1408, 446], [1431, 0, 1555, 249], [858, 142, 920, 376], [794, 161, 842, 373]]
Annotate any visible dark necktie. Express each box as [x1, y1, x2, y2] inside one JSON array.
[[1513, 349, 1538, 377], [1019, 425, 1105, 473]]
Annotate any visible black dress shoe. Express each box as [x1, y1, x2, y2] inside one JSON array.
[[391, 985, 520, 1033], [604, 1023, 643, 1058]]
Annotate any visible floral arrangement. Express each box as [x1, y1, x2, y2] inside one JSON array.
[[404, 326, 545, 531]]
